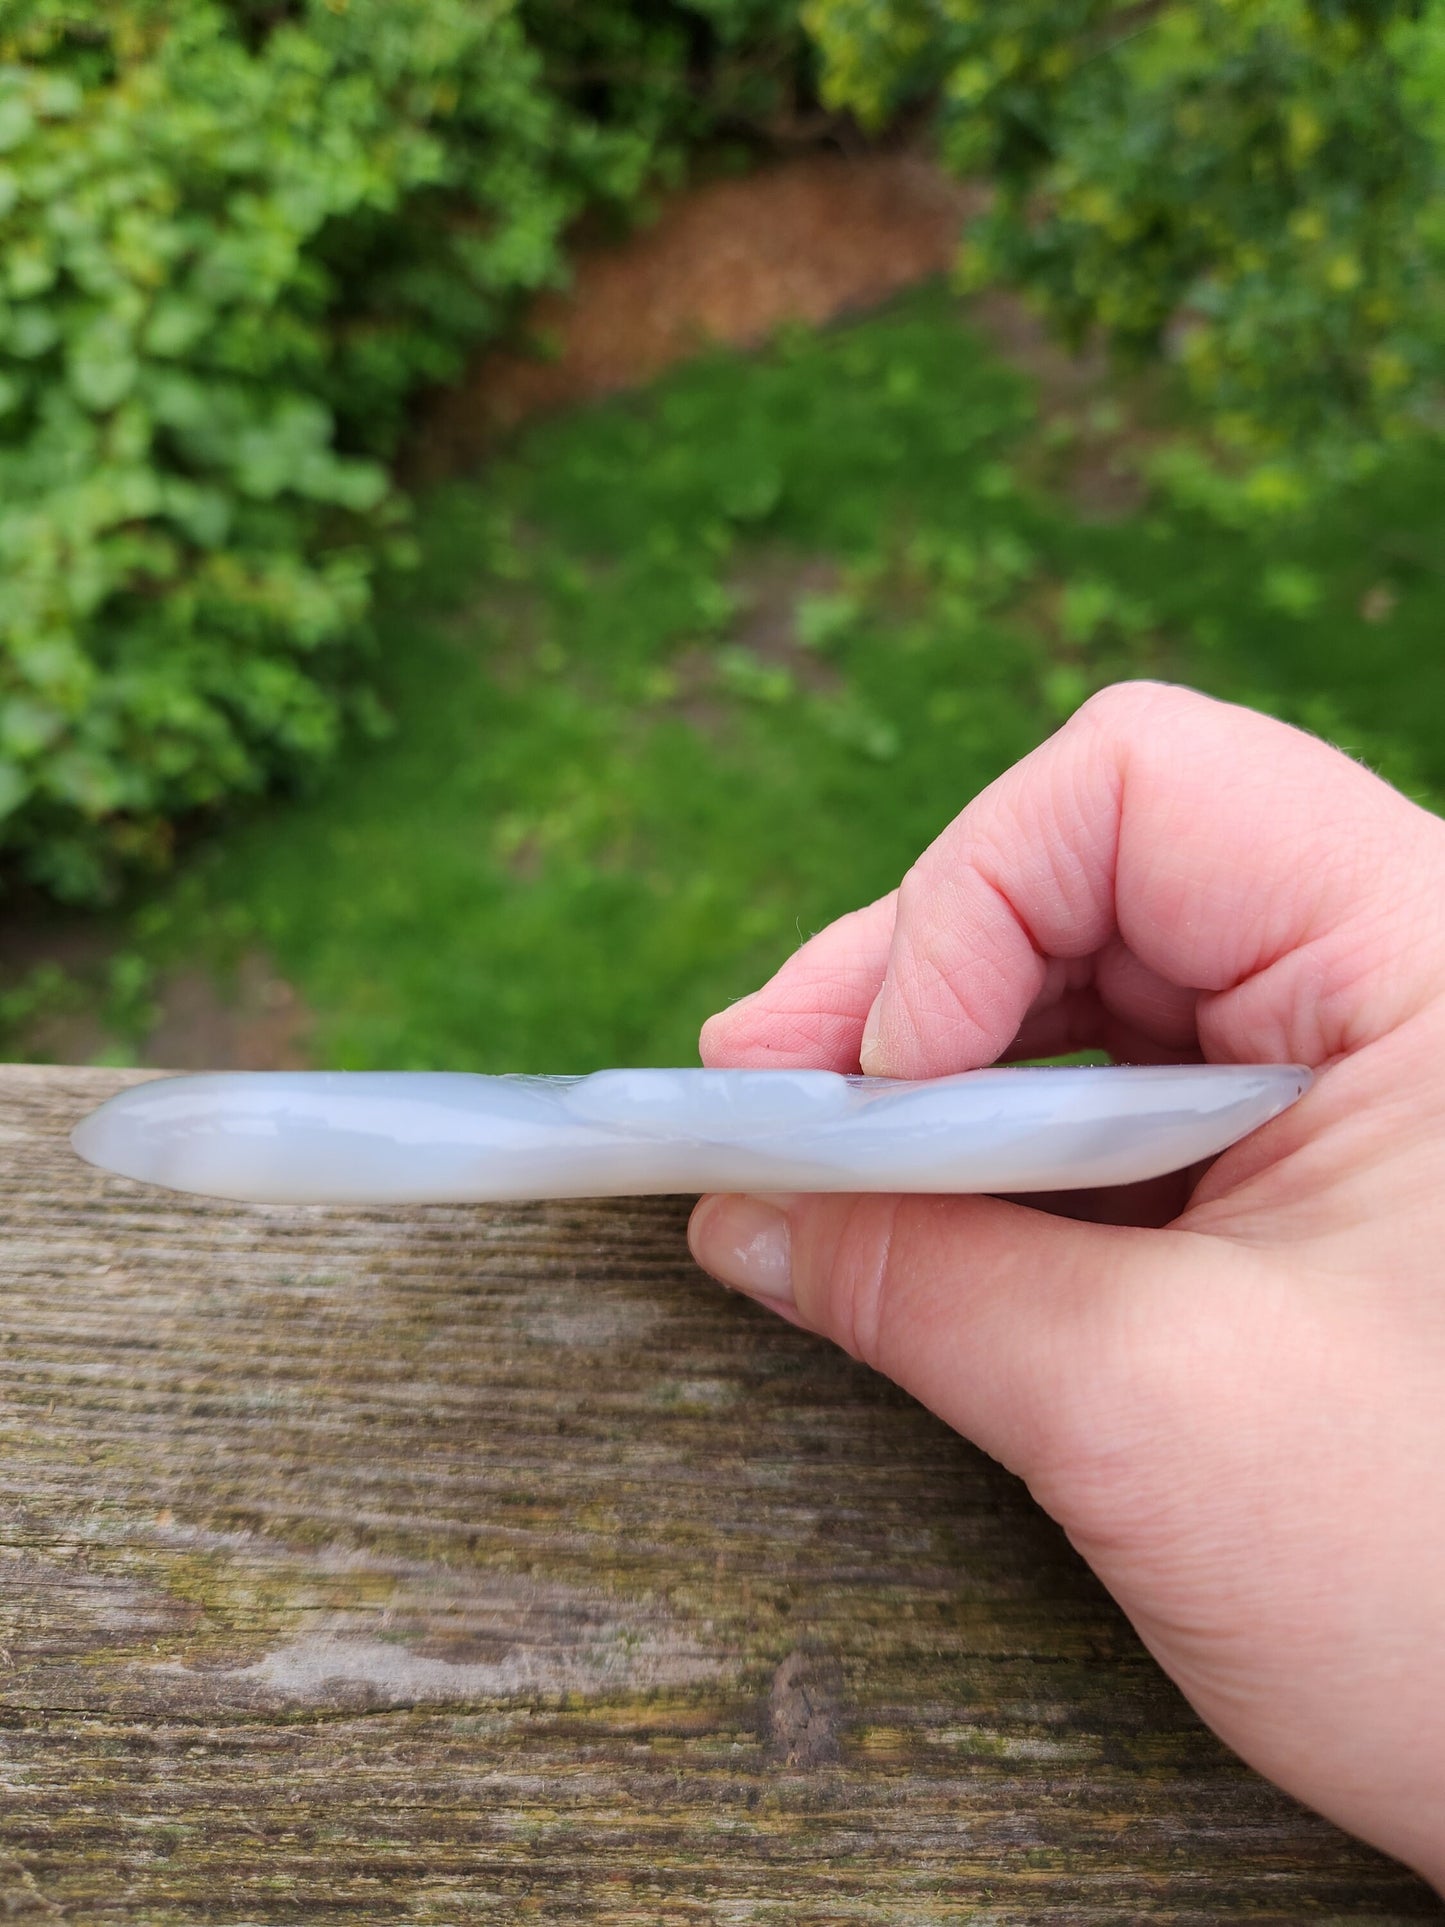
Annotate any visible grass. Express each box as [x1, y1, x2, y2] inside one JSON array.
[[19, 282, 1445, 1069]]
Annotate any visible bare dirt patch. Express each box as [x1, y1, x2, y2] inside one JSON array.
[[661, 550, 846, 739], [143, 949, 314, 1071], [415, 150, 983, 475], [414, 147, 1140, 520], [726, 551, 846, 693], [2, 929, 313, 1070], [968, 289, 1156, 519]]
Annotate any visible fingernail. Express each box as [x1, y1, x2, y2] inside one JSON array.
[[690, 1194, 794, 1305], [859, 988, 886, 1075]]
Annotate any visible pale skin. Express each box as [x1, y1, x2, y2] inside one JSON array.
[[688, 681, 1445, 1887]]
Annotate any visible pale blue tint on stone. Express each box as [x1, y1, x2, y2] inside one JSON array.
[[70, 1064, 1311, 1205]]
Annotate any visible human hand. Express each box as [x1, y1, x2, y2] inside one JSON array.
[[689, 682, 1445, 1886]]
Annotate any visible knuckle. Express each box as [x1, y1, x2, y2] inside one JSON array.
[[893, 868, 967, 1011], [1073, 677, 1192, 740], [892, 862, 931, 934]]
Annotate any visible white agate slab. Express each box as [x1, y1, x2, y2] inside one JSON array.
[[71, 1064, 1310, 1205]]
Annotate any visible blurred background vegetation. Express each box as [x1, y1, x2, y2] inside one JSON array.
[[1, 0, 1443, 1069]]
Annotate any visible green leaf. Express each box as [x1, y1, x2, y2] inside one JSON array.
[[69, 319, 141, 412], [0, 759, 27, 823], [43, 749, 127, 817], [1261, 564, 1325, 619], [75, 350, 140, 409], [795, 589, 859, 651], [0, 698, 66, 759], [7, 305, 58, 357], [143, 299, 212, 358], [0, 95, 33, 153]]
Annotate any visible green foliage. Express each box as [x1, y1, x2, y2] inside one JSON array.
[[0, 0, 805, 901], [807, 0, 1445, 494], [522, 0, 812, 149], [55, 285, 1441, 1075]]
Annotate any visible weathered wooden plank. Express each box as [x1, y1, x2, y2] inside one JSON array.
[[0, 1064, 1437, 1922]]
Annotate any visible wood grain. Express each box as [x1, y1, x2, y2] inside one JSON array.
[[0, 1065, 1437, 1922]]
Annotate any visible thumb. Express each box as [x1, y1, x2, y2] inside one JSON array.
[[688, 1188, 1232, 1487]]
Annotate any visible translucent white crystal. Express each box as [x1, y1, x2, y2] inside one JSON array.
[[70, 1063, 1311, 1205]]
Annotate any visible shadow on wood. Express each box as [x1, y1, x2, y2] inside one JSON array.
[[0, 1067, 1436, 1921]]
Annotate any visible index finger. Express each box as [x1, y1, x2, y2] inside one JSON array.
[[705, 682, 1445, 1079]]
